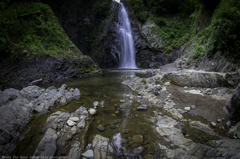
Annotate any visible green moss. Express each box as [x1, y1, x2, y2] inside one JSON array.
[[141, 79, 147, 84], [0, 2, 82, 60]]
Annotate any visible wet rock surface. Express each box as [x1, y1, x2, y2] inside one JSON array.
[[0, 56, 100, 90], [33, 106, 88, 158], [0, 84, 81, 155], [226, 83, 240, 124]]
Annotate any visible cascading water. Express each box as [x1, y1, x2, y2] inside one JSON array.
[[117, 3, 137, 69]]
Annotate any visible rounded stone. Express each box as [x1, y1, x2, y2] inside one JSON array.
[[145, 154, 153, 159], [211, 122, 216, 127], [89, 108, 96, 116], [69, 117, 79, 122], [184, 107, 191, 111], [190, 105, 196, 110], [67, 120, 76, 127], [97, 125, 105, 131], [109, 123, 117, 129], [132, 135, 143, 144], [132, 147, 144, 155]]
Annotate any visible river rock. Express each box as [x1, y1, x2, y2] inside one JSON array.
[[0, 88, 20, 105], [120, 100, 125, 103], [92, 135, 113, 158], [109, 123, 117, 129], [225, 83, 240, 124], [82, 150, 94, 159], [93, 101, 99, 109], [97, 126, 105, 132], [190, 105, 196, 110], [132, 135, 143, 144], [77, 118, 86, 129], [132, 147, 144, 155], [67, 120, 76, 127], [68, 141, 81, 159], [69, 117, 80, 122], [73, 88, 81, 97], [89, 108, 97, 116], [161, 69, 238, 88], [211, 122, 217, 127], [184, 107, 191, 111], [137, 104, 147, 111], [33, 128, 57, 157], [165, 82, 170, 86], [86, 144, 92, 150]]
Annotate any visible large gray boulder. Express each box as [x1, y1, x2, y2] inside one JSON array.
[[33, 128, 57, 157], [0, 84, 81, 155], [226, 83, 240, 124], [34, 107, 88, 157], [162, 69, 238, 88], [92, 135, 114, 159], [0, 88, 20, 106]]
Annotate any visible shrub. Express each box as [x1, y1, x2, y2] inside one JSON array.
[[193, 45, 204, 59]]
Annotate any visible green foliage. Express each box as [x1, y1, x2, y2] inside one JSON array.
[[150, 16, 191, 53], [136, 11, 147, 23], [211, 0, 240, 59], [192, 45, 204, 59], [187, 60, 191, 65], [128, 0, 147, 23], [0, 2, 81, 60], [141, 79, 146, 84], [147, 0, 196, 16]]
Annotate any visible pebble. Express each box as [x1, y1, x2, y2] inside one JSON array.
[[132, 135, 143, 144], [109, 123, 117, 129], [82, 150, 94, 158], [211, 122, 216, 127], [97, 125, 105, 131], [184, 86, 188, 88], [120, 100, 125, 103], [86, 144, 92, 150], [67, 120, 76, 127], [89, 108, 96, 116], [184, 107, 191, 111], [69, 117, 79, 122], [225, 121, 231, 129], [217, 119, 222, 123], [190, 105, 196, 110], [165, 82, 170, 86], [132, 147, 144, 155], [161, 87, 167, 92], [137, 104, 147, 111]]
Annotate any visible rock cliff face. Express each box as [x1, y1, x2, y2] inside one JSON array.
[[0, 56, 101, 90]]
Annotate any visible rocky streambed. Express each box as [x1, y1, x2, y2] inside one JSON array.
[[0, 69, 240, 158]]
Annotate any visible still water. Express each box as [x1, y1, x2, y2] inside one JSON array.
[[12, 70, 161, 157]]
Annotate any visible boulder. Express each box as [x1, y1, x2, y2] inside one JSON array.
[[68, 141, 81, 159], [92, 135, 113, 159], [82, 150, 94, 159], [162, 69, 238, 88], [225, 83, 240, 124], [0, 88, 20, 105], [33, 128, 57, 157]]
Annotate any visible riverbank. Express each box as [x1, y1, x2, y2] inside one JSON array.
[[0, 69, 240, 158]]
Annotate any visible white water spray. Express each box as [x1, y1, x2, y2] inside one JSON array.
[[117, 3, 137, 69]]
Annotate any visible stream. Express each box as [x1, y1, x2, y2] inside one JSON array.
[[11, 69, 231, 158]]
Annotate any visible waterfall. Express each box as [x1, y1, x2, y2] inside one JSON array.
[[117, 3, 137, 69]]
